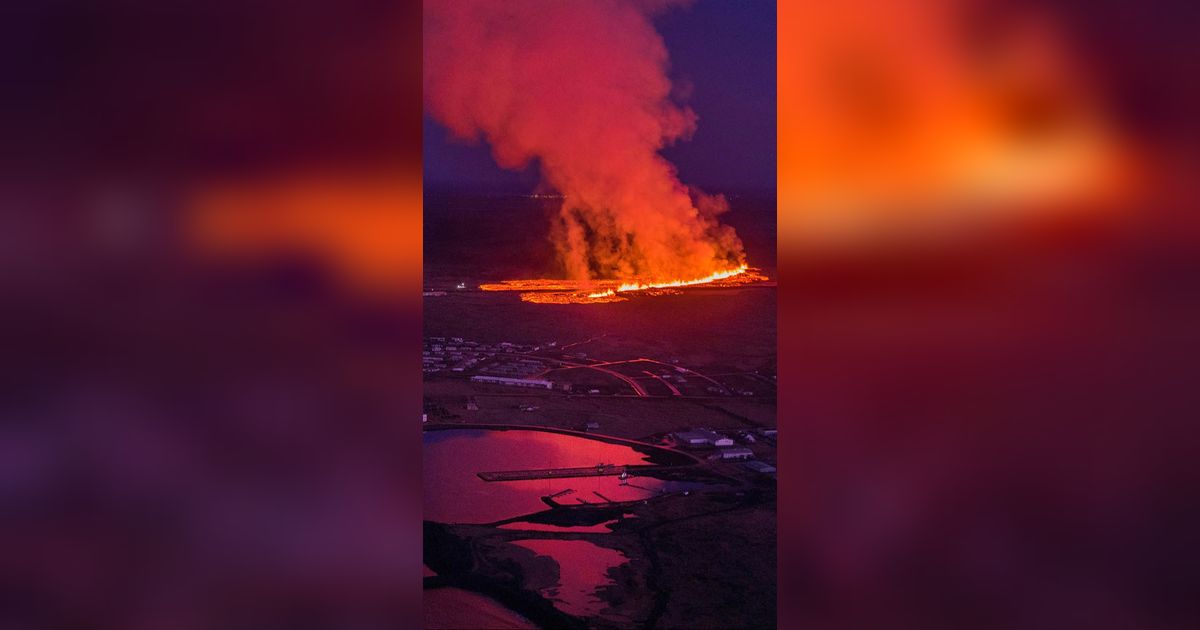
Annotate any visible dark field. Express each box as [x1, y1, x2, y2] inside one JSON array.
[[424, 379, 776, 440], [425, 288, 775, 374]]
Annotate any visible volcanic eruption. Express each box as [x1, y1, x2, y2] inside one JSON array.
[[425, 0, 755, 302]]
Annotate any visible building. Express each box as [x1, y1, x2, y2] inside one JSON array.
[[673, 430, 716, 447], [470, 375, 554, 389], [717, 446, 754, 460], [742, 460, 776, 474], [673, 429, 734, 448]]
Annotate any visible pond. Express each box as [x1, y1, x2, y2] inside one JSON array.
[[512, 538, 629, 619], [423, 427, 702, 524]]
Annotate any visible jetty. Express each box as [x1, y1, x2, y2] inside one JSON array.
[[478, 463, 661, 482]]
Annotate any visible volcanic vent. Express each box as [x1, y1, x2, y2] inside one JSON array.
[[425, 0, 762, 303]]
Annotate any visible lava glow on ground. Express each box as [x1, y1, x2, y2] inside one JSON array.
[[479, 265, 769, 304]]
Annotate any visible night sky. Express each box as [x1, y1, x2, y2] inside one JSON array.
[[423, 1, 776, 193]]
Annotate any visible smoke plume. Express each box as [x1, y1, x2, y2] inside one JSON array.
[[424, 0, 745, 282]]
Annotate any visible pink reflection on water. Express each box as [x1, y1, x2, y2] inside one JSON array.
[[497, 519, 621, 533], [511, 539, 628, 618], [425, 429, 700, 523]]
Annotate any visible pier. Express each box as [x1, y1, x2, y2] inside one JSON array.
[[478, 463, 659, 482]]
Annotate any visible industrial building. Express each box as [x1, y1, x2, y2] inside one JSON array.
[[674, 430, 711, 446], [717, 446, 754, 460], [673, 429, 734, 448], [470, 375, 554, 389], [742, 461, 776, 474]]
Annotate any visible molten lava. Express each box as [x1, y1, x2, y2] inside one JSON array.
[[517, 291, 628, 305], [480, 265, 768, 304], [586, 265, 755, 298], [478, 279, 586, 292]]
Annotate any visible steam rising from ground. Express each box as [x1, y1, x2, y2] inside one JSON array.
[[425, 0, 745, 283]]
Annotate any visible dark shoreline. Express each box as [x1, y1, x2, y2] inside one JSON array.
[[424, 521, 588, 630], [423, 425, 756, 628], [422, 422, 700, 467]]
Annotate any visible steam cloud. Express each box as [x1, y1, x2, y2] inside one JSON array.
[[425, 0, 745, 282]]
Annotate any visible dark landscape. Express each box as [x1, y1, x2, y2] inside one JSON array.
[[423, 193, 778, 630]]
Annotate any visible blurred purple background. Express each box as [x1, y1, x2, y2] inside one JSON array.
[[1, 2, 424, 628], [1, 0, 1197, 628]]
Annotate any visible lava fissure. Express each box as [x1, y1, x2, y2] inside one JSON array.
[[479, 265, 767, 304]]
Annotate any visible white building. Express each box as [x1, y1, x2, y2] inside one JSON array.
[[673, 429, 735, 448], [470, 375, 554, 389]]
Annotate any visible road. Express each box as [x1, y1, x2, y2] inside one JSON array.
[[642, 370, 682, 396]]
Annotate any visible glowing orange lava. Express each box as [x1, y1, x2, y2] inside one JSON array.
[[518, 291, 628, 304], [479, 279, 585, 292], [586, 264, 754, 298], [480, 265, 768, 304]]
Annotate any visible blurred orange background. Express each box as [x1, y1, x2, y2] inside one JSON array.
[[777, 1, 1200, 628], [779, 0, 1141, 251]]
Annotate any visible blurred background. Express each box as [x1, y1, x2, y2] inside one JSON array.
[[0, 1, 423, 628], [779, 0, 1199, 628], [2, 0, 1197, 628]]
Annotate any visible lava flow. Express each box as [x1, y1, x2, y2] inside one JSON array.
[[480, 265, 768, 304], [586, 265, 755, 298]]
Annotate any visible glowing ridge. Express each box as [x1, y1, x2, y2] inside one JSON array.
[[586, 264, 751, 298]]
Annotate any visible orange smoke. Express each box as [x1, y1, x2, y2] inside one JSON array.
[[425, 0, 744, 283], [779, 0, 1131, 249]]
